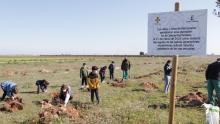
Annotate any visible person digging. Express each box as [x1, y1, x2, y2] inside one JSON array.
[[59, 84, 73, 107], [36, 79, 49, 94], [88, 66, 100, 104], [1, 81, 18, 101]]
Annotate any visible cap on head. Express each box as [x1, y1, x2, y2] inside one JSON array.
[[92, 66, 99, 70]]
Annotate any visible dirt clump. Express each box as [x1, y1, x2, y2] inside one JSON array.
[[39, 69, 50, 73], [176, 92, 207, 107], [111, 78, 126, 88], [0, 97, 24, 112], [111, 83, 126, 88], [39, 99, 79, 124], [114, 78, 124, 83], [140, 82, 159, 91]]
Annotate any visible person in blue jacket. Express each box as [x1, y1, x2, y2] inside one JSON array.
[[0, 81, 18, 101]]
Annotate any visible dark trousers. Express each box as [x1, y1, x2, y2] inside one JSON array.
[[91, 89, 99, 103], [37, 85, 47, 94], [81, 77, 87, 86], [109, 71, 114, 80], [99, 74, 105, 82], [1, 91, 6, 100]]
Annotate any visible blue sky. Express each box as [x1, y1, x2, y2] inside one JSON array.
[[0, 0, 219, 55]]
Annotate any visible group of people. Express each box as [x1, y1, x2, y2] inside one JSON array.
[[79, 57, 131, 104], [3, 57, 220, 107], [79, 65, 101, 104], [0, 79, 72, 107], [163, 58, 220, 107], [0, 57, 131, 106], [2, 57, 220, 107]]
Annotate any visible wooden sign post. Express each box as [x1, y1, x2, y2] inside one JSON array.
[[148, 2, 207, 123], [168, 2, 180, 124]]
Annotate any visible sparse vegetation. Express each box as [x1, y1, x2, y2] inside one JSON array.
[[0, 56, 218, 124]]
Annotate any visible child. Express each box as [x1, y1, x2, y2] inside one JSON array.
[[99, 66, 107, 83], [59, 84, 73, 107], [36, 79, 49, 94], [108, 61, 115, 80], [88, 66, 100, 104], [80, 63, 89, 89], [1, 81, 18, 101]]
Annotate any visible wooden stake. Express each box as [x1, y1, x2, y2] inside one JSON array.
[[168, 2, 180, 124], [168, 55, 179, 124]]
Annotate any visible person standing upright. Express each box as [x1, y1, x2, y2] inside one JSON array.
[[108, 61, 115, 80], [206, 58, 220, 106], [99, 66, 107, 83], [80, 63, 89, 90], [88, 66, 100, 104], [121, 57, 131, 80], [164, 60, 172, 94]]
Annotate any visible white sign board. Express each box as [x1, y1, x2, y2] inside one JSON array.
[[148, 9, 207, 55]]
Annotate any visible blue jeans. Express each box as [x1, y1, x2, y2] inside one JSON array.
[[164, 75, 171, 94]]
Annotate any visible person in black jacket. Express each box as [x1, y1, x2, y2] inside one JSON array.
[[164, 60, 172, 94], [206, 58, 220, 105], [121, 57, 131, 79], [36, 79, 49, 94], [108, 61, 115, 80]]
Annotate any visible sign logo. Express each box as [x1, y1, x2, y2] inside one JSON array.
[[190, 15, 195, 21], [155, 16, 160, 25], [187, 15, 198, 22]]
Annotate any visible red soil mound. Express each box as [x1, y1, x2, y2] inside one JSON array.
[[177, 92, 207, 106], [0, 97, 24, 112], [140, 82, 159, 91], [39, 100, 79, 124]]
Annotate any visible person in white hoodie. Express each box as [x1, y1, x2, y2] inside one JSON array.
[[59, 84, 73, 107]]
